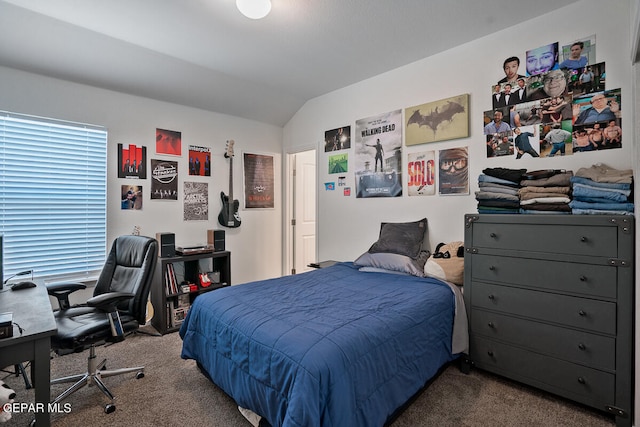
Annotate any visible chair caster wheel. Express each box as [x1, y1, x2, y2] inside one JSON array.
[[105, 404, 116, 414], [136, 371, 144, 379]]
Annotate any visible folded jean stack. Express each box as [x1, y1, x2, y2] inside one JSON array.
[[476, 167, 526, 214], [518, 170, 574, 214], [569, 163, 634, 215]]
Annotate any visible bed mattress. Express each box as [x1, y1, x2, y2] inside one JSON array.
[[180, 262, 461, 427]]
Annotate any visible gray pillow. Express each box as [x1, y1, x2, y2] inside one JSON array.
[[368, 218, 427, 259], [354, 250, 429, 277]]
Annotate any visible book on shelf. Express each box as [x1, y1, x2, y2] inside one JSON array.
[[165, 263, 178, 295]]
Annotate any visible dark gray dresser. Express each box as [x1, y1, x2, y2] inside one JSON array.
[[463, 214, 634, 427]]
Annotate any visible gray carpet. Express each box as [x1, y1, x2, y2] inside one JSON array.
[[3, 326, 615, 426]]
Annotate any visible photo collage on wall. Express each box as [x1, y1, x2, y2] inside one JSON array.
[[485, 35, 622, 159]]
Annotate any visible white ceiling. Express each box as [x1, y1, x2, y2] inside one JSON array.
[[0, 0, 581, 127]]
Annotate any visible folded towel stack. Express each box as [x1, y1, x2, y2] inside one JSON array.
[[518, 170, 574, 214], [476, 168, 526, 214], [569, 163, 634, 215]]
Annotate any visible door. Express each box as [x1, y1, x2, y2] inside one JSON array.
[[290, 149, 316, 274]]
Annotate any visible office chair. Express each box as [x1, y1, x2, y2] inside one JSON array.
[[46, 235, 158, 413]]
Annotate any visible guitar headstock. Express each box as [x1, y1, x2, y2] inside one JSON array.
[[224, 140, 235, 158]]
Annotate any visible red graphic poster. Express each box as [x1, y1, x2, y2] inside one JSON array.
[[118, 143, 146, 179]]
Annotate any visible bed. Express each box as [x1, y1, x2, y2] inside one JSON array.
[[180, 260, 467, 427]]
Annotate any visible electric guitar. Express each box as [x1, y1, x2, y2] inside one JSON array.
[[218, 140, 241, 228]]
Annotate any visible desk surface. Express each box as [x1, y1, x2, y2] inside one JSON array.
[[0, 283, 56, 346], [0, 283, 56, 427]]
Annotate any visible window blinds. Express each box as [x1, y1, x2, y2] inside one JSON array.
[[0, 111, 107, 281]]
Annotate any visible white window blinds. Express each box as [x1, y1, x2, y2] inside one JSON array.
[[0, 111, 107, 281]]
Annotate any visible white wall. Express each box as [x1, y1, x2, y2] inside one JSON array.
[[0, 66, 283, 285], [284, 0, 634, 261]]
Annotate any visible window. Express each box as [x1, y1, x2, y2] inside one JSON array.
[[0, 111, 107, 282]]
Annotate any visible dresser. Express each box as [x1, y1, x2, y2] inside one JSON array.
[[463, 214, 634, 427]]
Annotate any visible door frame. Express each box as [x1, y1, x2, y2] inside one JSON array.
[[284, 146, 317, 276]]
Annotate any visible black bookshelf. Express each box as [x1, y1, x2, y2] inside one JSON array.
[[151, 251, 230, 334]]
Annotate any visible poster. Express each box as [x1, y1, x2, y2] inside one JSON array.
[[407, 151, 435, 196], [324, 126, 351, 152], [151, 159, 178, 200], [156, 128, 182, 156], [121, 185, 142, 210], [117, 143, 146, 179], [354, 109, 402, 198], [405, 94, 469, 145], [438, 147, 469, 195], [183, 182, 208, 221], [243, 153, 274, 209], [188, 145, 211, 176]]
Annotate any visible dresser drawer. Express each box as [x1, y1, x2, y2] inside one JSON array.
[[471, 254, 617, 299], [471, 309, 615, 370], [470, 222, 617, 257], [472, 282, 616, 335], [471, 336, 614, 408]]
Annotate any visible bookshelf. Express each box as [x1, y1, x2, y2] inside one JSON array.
[[150, 251, 231, 334]]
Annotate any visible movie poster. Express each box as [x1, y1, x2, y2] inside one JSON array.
[[151, 159, 178, 200], [405, 94, 469, 145], [438, 147, 469, 195], [407, 151, 435, 196], [243, 153, 275, 209], [324, 126, 351, 152], [188, 145, 211, 176], [354, 109, 402, 198], [183, 182, 208, 221], [117, 143, 146, 179]]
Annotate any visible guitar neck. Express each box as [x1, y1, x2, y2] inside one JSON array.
[[228, 156, 233, 201]]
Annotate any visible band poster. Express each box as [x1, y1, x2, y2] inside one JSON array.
[[354, 109, 403, 198], [151, 159, 178, 200], [188, 145, 211, 176], [243, 152, 275, 209], [407, 151, 435, 196], [117, 143, 147, 179], [183, 181, 208, 221]]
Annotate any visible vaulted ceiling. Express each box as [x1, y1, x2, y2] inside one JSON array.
[[0, 0, 580, 126]]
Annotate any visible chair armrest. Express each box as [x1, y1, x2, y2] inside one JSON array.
[[46, 282, 87, 310], [86, 292, 135, 312]]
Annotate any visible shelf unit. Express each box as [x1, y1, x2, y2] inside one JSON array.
[[151, 251, 231, 334]]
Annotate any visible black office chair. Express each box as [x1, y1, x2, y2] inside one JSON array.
[[46, 235, 158, 413]]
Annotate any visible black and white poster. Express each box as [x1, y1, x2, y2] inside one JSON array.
[[183, 181, 208, 221], [151, 159, 178, 200]]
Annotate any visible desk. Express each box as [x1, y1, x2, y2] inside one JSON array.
[[0, 283, 56, 427]]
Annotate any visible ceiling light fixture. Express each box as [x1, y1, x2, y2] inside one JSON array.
[[236, 0, 271, 19]]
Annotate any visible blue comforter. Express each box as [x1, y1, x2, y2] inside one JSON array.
[[180, 262, 457, 427]]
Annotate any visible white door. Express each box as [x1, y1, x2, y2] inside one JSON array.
[[292, 150, 316, 274]]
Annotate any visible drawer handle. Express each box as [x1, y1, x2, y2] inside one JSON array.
[[577, 377, 586, 384], [487, 350, 494, 357], [579, 275, 587, 282], [578, 343, 586, 351], [489, 265, 496, 271], [490, 232, 497, 238], [488, 321, 495, 328], [488, 294, 495, 300], [578, 310, 587, 316], [580, 236, 588, 242]]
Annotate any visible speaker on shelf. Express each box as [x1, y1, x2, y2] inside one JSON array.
[[207, 229, 225, 252], [156, 232, 175, 257]]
